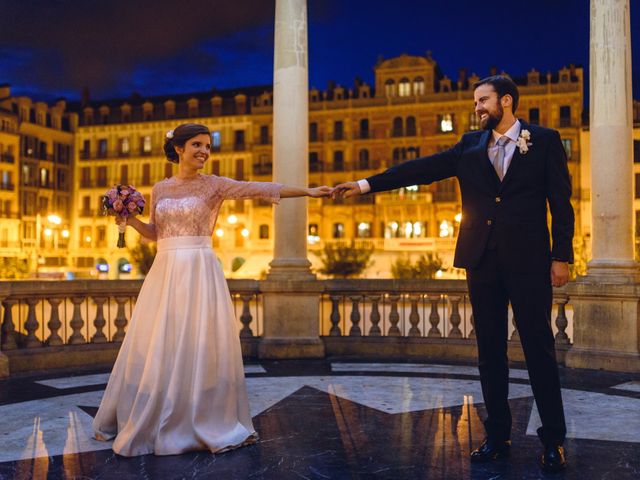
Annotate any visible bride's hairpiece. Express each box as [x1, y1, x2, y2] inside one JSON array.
[[166, 130, 174, 139]]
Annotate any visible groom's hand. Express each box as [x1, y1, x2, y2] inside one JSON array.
[[331, 182, 361, 199], [550, 261, 569, 287]]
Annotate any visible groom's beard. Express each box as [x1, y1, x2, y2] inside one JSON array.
[[481, 103, 504, 130]]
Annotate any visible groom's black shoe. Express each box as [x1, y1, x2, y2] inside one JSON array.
[[539, 445, 566, 472], [470, 438, 511, 463]]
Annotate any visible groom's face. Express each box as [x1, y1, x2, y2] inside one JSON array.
[[474, 84, 503, 130]]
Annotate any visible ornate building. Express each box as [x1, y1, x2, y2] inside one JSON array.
[[0, 85, 76, 277], [0, 54, 587, 278]]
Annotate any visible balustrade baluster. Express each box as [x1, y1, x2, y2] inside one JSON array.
[[448, 295, 463, 338], [68, 296, 86, 344], [45, 297, 63, 346], [239, 294, 254, 338], [91, 296, 108, 343], [468, 313, 476, 339], [427, 295, 442, 338], [329, 295, 342, 336], [554, 296, 570, 345], [1, 299, 17, 350], [408, 295, 421, 337], [387, 294, 401, 336], [368, 295, 381, 336], [349, 296, 362, 336], [112, 296, 129, 343], [24, 298, 42, 348]]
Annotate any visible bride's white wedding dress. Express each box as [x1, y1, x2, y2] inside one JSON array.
[[93, 173, 281, 457]]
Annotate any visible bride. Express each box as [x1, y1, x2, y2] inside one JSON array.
[[93, 123, 331, 456]]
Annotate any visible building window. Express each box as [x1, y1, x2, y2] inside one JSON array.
[[406, 116, 417, 136], [142, 135, 152, 154], [211, 131, 221, 150], [356, 222, 371, 238], [82, 139, 91, 158], [392, 117, 403, 137], [529, 108, 540, 125], [307, 223, 320, 244], [359, 119, 369, 139], [332, 223, 344, 239], [120, 137, 130, 155], [333, 121, 344, 141], [260, 125, 269, 144], [358, 149, 370, 170], [634, 140, 640, 163], [562, 139, 572, 159], [635, 173, 640, 199], [309, 152, 321, 172], [40, 168, 49, 188], [56, 169, 67, 190], [469, 113, 480, 131], [80, 226, 92, 247], [96, 166, 107, 187], [384, 79, 395, 97], [398, 78, 411, 97], [98, 139, 107, 158], [120, 165, 128, 184], [211, 160, 220, 176], [142, 163, 151, 185], [439, 219, 454, 238], [333, 151, 344, 171], [259, 224, 269, 239], [413, 77, 425, 95], [439, 114, 454, 133], [80, 167, 91, 188], [97, 226, 106, 247], [309, 122, 318, 142], [234, 130, 245, 150], [164, 162, 173, 179], [636, 211, 640, 237], [559, 106, 571, 127]]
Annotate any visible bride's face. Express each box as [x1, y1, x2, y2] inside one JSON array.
[[177, 133, 211, 170]]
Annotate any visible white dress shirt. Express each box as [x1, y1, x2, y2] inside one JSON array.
[[357, 120, 522, 194]]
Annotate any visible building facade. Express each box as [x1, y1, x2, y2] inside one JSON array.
[[0, 54, 595, 278]]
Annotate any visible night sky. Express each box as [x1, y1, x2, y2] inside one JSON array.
[[1, 0, 639, 103]]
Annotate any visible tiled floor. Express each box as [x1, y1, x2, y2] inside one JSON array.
[[0, 360, 639, 479]]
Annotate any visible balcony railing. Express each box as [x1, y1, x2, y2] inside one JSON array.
[[253, 164, 273, 176], [0, 183, 15, 191], [1, 154, 14, 164], [0, 279, 573, 375]]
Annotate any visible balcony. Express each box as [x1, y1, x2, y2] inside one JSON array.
[[1, 154, 14, 164], [0, 183, 14, 191], [253, 164, 273, 176]]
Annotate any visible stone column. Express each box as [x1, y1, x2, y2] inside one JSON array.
[[269, 0, 313, 281], [0, 282, 11, 378], [567, 0, 640, 373], [260, 0, 324, 359]]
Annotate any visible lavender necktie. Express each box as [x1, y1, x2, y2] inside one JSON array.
[[493, 136, 509, 180]]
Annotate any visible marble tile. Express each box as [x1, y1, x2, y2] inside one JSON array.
[[527, 388, 640, 443], [612, 381, 640, 393], [331, 362, 531, 380], [35, 365, 266, 390]]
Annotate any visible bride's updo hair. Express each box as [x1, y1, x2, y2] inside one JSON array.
[[163, 123, 211, 163]]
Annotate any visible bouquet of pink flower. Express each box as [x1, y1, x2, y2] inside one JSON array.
[[101, 185, 145, 248]]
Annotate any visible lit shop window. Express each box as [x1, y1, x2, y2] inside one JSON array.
[[439, 220, 454, 238], [439, 114, 454, 133]]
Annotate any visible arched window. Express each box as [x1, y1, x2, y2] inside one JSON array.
[[358, 149, 370, 170], [406, 116, 417, 136], [392, 117, 403, 137], [398, 78, 411, 97], [384, 79, 396, 97], [392, 148, 402, 166], [413, 77, 425, 95]]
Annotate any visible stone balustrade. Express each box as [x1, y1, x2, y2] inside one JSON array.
[[0, 279, 575, 376]]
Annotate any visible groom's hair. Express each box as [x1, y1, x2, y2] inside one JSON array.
[[473, 75, 519, 113]]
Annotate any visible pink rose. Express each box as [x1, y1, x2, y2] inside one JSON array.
[[127, 201, 138, 212], [113, 199, 124, 212], [121, 189, 130, 197], [108, 190, 118, 202]]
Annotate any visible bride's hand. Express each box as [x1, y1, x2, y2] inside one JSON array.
[[115, 216, 127, 228], [308, 186, 332, 198]]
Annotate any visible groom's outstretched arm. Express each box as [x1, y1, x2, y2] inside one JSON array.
[[333, 141, 463, 198]]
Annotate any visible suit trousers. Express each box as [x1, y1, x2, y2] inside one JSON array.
[[466, 248, 566, 446]]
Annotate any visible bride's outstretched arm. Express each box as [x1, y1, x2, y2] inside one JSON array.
[[280, 185, 332, 198], [119, 216, 157, 241]]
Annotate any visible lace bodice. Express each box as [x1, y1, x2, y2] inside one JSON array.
[[148, 174, 282, 240]]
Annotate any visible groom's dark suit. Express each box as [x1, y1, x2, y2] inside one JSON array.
[[365, 120, 574, 446]]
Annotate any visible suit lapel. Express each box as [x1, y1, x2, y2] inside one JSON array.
[[475, 130, 500, 189]]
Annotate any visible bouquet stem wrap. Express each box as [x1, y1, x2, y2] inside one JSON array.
[[117, 221, 127, 248], [102, 185, 145, 249]]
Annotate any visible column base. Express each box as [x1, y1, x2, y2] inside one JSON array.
[[565, 346, 640, 373], [584, 259, 640, 284], [267, 257, 316, 281], [258, 337, 325, 359], [0, 352, 9, 378]]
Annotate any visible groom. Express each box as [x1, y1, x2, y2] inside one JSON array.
[[332, 75, 573, 473]]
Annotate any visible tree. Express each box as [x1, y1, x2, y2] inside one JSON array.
[[570, 235, 589, 280], [391, 253, 443, 279], [0, 257, 29, 279], [316, 240, 374, 278], [129, 242, 157, 276]]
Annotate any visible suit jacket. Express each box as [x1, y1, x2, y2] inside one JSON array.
[[366, 121, 574, 273]]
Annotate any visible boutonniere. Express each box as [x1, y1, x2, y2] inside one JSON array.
[[516, 129, 532, 154]]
